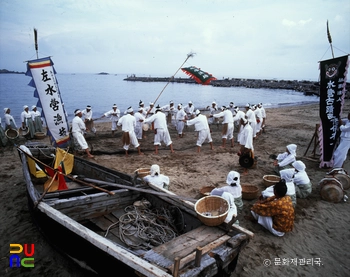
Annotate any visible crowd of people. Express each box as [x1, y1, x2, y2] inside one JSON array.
[[1, 99, 349, 239]]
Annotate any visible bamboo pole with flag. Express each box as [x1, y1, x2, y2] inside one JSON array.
[[151, 52, 196, 107]]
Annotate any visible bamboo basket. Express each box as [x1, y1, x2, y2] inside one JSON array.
[[199, 186, 215, 197], [18, 127, 29, 137], [241, 184, 259, 200], [134, 168, 150, 178], [194, 196, 229, 226], [34, 132, 46, 140], [263, 175, 281, 187], [5, 129, 19, 140]]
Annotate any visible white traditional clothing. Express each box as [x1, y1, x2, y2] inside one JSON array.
[[175, 107, 186, 135], [210, 191, 238, 222], [213, 109, 234, 140], [184, 102, 195, 119], [21, 108, 35, 139], [254, 106, 263, 134], [262, 168, 297, 206], [292, 161, 312, 198], [333, 119, 350, 168], [143, 165, 170, 190], [251, 211, 285, 237], [4, 111, 17, 130], [104, 107, 120, 131], [208, 103, 218, 125], [145, 105, 156, 118], [233, 108, 245, 142], [72, 115, 88, 150], [211, 171, 243, 210], [134, 110, 145, 140], [117, 113, 140, 151], [240, 123, 254, 150], [187, 113, 212, 147], [144, 111, 173, 147], [31, 108, 43, 132], [275, 144, 297, 173], [245, 107, 257, 138]]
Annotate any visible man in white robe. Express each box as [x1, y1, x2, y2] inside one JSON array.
[[175, 104, 187, 138], [134, 107, 145, 140], [212, 106, 234, 148], [245, 104, 257, 138], [117, 107, 143, 156], [333, 112, 350, 168], [239, 118, 254, 156], [186, 109, 213, 152], [102, 104, 120, 135], [144, 107, 174, 154], [72, 109, 94, 158], [273, 144, 297, 173], [4, 108, 17, 130], [82, 105, 96, 134]]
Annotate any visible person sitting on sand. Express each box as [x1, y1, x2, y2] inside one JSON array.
[[143, 164, 170, 190], [248, 179, 294, 237], [186, 109, 213, 153], [261, 168, 297, 207], [71, 109, 94, 158], [333, 112, 350, 168], [273, 144, 297, 174], [117, 107, 143, 156], [292, 161, 312, 198], [210, 171, 243, 211], [210, 190, 238, 223]]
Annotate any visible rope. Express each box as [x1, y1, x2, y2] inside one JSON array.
[[104, 201, 179, 250]]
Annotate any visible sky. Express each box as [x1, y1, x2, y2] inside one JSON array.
[[0, 0, 349, 81]]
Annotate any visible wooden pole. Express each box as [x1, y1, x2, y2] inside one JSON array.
[[150, 52, 195, 110], [34, 172, 58, 209]]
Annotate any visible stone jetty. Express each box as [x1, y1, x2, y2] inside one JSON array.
[[124, 75, 350, 97]]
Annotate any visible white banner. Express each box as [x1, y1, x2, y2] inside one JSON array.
[[26, 57, 70, 147]]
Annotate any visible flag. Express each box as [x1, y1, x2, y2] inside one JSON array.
[[26, 57, 70, 147], [181, 66, 217, 85], [318, 55, 349, 167]]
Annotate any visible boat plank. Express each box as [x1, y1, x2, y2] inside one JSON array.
[[143, 225, 228, 268]]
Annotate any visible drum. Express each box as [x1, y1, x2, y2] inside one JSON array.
[[319, 177, 344, 203], [239, 152, 254, 168], [326, 169, 350, 190]]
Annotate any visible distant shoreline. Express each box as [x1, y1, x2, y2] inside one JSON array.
[[0, 69, 25, 74]]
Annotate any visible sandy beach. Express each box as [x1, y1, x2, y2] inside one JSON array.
[[1, 101, 349, 277]]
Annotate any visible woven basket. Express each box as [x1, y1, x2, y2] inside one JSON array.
[[34, 132, 46, 140], [5, 129, 19, 140], [263, 175, 281, 187], [199, 186, 215, 197], [241, 184, 259, 200], [18, 127, 29, 136], [134, 168, 150, 178], [194, 196, 229, 226]]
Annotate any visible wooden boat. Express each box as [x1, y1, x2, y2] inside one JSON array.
[[17, 144, 253, 277]]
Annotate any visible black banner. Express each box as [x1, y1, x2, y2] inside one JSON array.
[[319, 55, 349, 167]]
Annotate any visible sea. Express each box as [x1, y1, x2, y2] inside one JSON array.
[[0, 73, 319, 126]]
